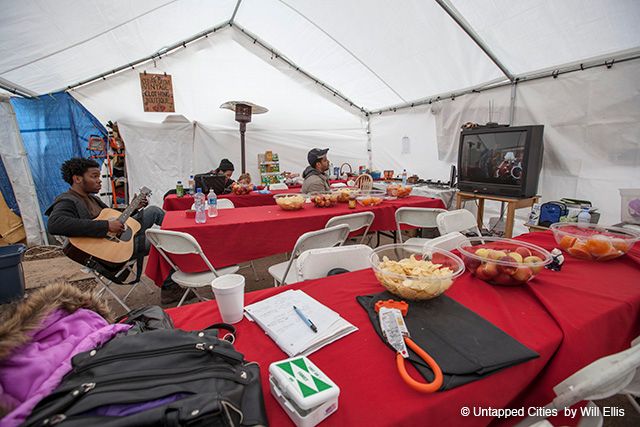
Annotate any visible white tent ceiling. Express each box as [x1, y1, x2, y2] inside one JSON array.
[[1, 0, 639, 111]]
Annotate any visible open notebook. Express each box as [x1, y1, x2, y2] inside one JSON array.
[[244, 289, 357, 357]]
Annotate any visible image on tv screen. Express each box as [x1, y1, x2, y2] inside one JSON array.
[[460, 131, 527, 186]]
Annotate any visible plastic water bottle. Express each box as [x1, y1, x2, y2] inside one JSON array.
[[194, 188, 206, 224], [188, 175, 195, 195], [401, 169, 408, 186], [207, 189, 218, 217], [578, 207, 591, 224]]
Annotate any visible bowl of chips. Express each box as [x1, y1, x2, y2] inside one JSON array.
[[356, 190, 386, 207], [274, 193, 305, 211], [370, 244, 465, 300], [550, 222, 639, 261]]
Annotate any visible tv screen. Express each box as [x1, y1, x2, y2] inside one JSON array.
[[459, 131, 527, 186]]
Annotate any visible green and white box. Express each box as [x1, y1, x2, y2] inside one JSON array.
[[269, 356, 340, 427]]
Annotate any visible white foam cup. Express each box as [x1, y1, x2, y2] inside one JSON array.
[[211, 274, 245, 324]]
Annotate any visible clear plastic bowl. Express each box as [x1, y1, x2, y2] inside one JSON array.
[[370, 244, 465, 300], [386, 184, 413, 198], [273, 193, 306, 211], [331, 187, 360, 203], [231, 183, 252, 195], [310, 192, 339, 208], [550, 222, 640, 261], [356, 190, 386, 207], [457, 237, 552, 286]]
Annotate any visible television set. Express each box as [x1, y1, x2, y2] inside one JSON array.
[[457, 125, 544, 197]]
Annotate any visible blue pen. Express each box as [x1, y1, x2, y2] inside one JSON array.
[[293, 305, 318, 333]]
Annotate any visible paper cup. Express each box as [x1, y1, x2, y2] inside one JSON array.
[[211, 274, 245, 324]]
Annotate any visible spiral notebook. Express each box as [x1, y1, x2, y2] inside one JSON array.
[[244, 290, 357, 357]]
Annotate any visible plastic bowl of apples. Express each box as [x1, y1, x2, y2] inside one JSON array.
[[311, 192, 339, 208], [457, 237, 552, 286], [331, 187, 360, 203], [550, 222, 639, 261], [231, 183, 252, 195], [386, 184, 413, 198]]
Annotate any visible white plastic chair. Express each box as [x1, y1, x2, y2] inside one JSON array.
[[436, 209, 482, 237], [423, 232, 469, 252], [297, 245, 373, 280], [146, 229, 239, 306], [269, 183, 289, 190], [516, 336, 640, 427], [395, 207, 447, 245], [354, 174, 373, 192], [325, 212, 375, 244], [190, 198, 235, 210], [268, 224, 350, 286]]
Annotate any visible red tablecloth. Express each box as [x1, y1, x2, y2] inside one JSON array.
[[162, 189, 298, 211], [166, 232, 640, 426], [146, 196, 445, 285]]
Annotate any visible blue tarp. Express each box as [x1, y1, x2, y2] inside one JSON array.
[[10, 92, 107, 225], [0, 155, 20, 215]]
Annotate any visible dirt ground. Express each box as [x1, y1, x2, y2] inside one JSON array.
[[19, 239, 640, 426]]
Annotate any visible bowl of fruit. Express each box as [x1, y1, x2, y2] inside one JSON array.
[[231, 183, 252, 195], [371, 244, 465, 300], [457, 237, 552, 286], [356, 190, 386, 207], [386, 184, 413, 198], [311, 192, 339, 208], [550, 222, 639, 261], [274, 193, 305, 211], [331, 187, 360, 203]]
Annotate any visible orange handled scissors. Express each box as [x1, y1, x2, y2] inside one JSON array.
[[376, 300, 443, 393]]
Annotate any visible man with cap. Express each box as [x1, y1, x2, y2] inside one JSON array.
[[302, 148, 330, 194]]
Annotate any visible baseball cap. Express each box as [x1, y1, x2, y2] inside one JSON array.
[[308, 148, 329, 166]]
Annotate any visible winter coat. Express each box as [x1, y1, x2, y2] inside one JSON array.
[[301, 166, 330, 194], [45, 190, 109, 238], [0, 284, 131, 426]]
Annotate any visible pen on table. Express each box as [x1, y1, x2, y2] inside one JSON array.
[[293, 305, 318, 333]]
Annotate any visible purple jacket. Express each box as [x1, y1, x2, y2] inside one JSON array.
[[0, 308, 130, 426]]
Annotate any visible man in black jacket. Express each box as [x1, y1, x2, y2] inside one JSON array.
[[46, 158, 181, 304]]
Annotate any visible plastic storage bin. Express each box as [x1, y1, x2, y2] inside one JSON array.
[[620, 189, 640, 224], [0, 244, 27, 304]]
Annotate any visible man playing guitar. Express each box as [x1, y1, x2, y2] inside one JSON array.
[[45, 157, 182, 305]]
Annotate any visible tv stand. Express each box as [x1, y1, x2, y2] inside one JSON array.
[[455, 192, 540, 238]]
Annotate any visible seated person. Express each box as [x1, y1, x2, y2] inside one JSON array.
[[46, 158, 181, 304], [302, 148, 331, 194], [237, 173, 258, 190], [195, 158, 236, 194]]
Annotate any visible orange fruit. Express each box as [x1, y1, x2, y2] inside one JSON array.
[[559, 235, 577, 250], [596, 249, 622, 262], [567, 242, 592, 260], [585, 236, 613, 257], [612, 239, 631, 253]]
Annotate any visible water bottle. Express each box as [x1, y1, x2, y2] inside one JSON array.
[[577, 206, 591, 224], [207, 189, 218, 217], [176, 180, 184, 198], [401, 169, 408, 186], [188, 175, 195, 195], [194, 188, 206, 224]]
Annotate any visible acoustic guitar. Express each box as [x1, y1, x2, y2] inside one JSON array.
[[63, 187, 152, 270]]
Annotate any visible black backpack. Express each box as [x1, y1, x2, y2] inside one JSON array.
[[23, 327, 268, 427]]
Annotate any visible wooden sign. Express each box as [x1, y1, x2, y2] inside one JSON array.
[[139, 73, 175, 112]]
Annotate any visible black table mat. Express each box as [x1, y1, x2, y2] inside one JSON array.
[[357, 292, 538, 390]]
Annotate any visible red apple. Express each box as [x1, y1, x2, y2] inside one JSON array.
[[514, 247, 532, 259], [482, 262, 499, 278], [465, 256, 481, 271], [512, 266, 533, 283], [475, 265, 490, 280], [524, 256, 544, 274], [494, 273, 515, 286], [498, 256, 518, 275]]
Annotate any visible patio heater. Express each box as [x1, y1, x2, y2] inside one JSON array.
[[220, 101, 268, 174]]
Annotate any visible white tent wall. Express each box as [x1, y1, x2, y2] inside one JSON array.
[[431, 59, 640, 232], [0, 96, 46, 245]]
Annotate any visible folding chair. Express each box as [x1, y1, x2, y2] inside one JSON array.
[[146, 229, 239, 307], [325, 211, 375, 245], [267, 224, 350, 286], [436, 209, 482, 237], [395, 207, 447, 245], [516, 336, 640, 427], [354, 174, 373, 192], [297, 245, 373, 281], [269, 183, 289, 190], [423, 232, 470, 252]]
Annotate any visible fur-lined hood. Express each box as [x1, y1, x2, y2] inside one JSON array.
[[0, 283, 114, 361]]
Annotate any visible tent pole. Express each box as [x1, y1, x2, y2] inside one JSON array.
[[435, 0, 514, 81], [366, 115, 372, 170], [0, 77, 37, 98], [509, 82, 517, 125]]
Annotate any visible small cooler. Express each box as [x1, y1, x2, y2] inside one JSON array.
[[0, 244, 27, 304]]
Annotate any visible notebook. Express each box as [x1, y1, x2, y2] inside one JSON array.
[[244, 290, 358, 357]]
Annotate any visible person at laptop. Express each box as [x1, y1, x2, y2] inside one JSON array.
[[46, 157, 182, 304], [302, 148, 331, 193], [198, 158, 235, 194]]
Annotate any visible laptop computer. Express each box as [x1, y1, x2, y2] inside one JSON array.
[[194, 173, 229, 195]]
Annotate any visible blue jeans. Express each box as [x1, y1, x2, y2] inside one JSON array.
[[132, 206, 165, 257]]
